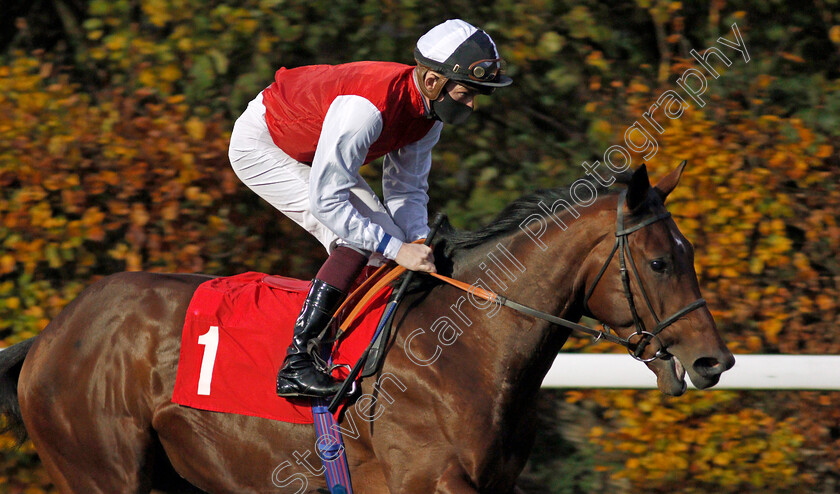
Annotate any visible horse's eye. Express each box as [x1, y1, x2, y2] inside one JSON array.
[[650, 259, 668, 272]]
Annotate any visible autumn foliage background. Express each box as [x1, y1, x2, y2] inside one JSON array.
[[1, 0, 839, 492]]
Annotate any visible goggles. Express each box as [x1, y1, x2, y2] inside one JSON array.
[[452, 58, 503, 83]]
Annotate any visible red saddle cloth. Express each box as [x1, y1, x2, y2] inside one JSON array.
[[172, 271, 393, 424]]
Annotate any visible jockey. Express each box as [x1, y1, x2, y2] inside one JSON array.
[[228, 19, 512, 399]]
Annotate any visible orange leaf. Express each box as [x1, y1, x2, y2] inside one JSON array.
[[780, 52, 805, 63]]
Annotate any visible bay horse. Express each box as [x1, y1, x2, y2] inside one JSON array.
[[0, 163, 734, 493]]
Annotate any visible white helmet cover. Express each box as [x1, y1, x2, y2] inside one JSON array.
[[415, 19, 512, 94]]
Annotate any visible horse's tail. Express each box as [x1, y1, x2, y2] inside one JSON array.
[[0, 337, 36, 446]]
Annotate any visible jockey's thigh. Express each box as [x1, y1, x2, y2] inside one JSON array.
[[229, 92, 405, 256]]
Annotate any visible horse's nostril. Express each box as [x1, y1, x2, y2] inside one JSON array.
[[693, 357, 724, 377]]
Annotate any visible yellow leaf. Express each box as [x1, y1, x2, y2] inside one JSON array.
[[126, 252, 143, 271], [830, 25, 840, 44], [138, 68, 157, 88], [160, 64, 182, 82], [721, 267, 739, 278], [0, 254, 15, 274], [762, 319, 784, 343], [762, 450, 785, 465], [749, 257, 764, 275], [713, 452, 732, 466], [185, 117, 206, 141]]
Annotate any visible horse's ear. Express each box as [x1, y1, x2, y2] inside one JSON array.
[[626, 164, 651, 210], [653, 160, 687, 202]]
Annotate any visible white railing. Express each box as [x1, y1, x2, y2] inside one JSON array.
[[542, 354, 840, 390], [3, 346, 836, 390]]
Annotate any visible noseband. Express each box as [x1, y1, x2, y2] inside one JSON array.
[[582, 191, 706, 361]]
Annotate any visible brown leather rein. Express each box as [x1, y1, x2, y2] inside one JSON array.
[[337, 192, 705, 362]]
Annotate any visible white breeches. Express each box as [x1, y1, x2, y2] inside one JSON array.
[[228, 92, 403, 258]]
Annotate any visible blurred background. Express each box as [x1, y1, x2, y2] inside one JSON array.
[[1, 0, 839, 492]]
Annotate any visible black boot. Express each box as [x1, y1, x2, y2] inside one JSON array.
[[276, 279, 346, 398]]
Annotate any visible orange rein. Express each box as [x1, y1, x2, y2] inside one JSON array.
[[427, 272, 497, 302], [336, 263, 405, 335], [335, 251, 497, 337]]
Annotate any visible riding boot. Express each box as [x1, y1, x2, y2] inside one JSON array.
[[276, 279, 346, 398]]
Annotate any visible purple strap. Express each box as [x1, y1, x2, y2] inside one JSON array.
[[311, 343, 353, 493]]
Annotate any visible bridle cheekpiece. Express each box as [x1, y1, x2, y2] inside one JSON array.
[[582, 190, 707, 361]]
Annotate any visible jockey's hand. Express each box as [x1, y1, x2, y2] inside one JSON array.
[[395, 243, 436, 273]]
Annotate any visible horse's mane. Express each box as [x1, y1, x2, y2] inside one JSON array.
[[436, 171, 631, 258], [398, 171, 632, 292]]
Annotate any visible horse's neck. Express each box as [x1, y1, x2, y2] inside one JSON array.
[[443, 203, 611, 397], [451, 204, 608, 324]]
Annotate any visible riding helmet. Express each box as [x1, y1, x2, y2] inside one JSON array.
[[414, 19, 513, 99]]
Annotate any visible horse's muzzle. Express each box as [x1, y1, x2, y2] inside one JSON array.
[[688, 352, 736, 389]]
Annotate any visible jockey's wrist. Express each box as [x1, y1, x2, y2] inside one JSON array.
[[376, 234, 403, 260]]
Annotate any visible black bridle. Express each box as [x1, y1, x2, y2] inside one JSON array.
[[329, 198, 707, 412], [581, 190, 707, 361], [478, 190, 706, 362]]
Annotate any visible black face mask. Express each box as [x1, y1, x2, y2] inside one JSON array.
[[431, 91, 473, 125]]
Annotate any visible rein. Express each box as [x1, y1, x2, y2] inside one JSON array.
[[427, 272, 634, 348], [428, 191, 706, 362], [336, 191, 707, 364]]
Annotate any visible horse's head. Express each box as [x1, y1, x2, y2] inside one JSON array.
[[582, 162, 735, 396]]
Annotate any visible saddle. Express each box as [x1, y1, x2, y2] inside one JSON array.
[[171, 267, 398, 424]]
